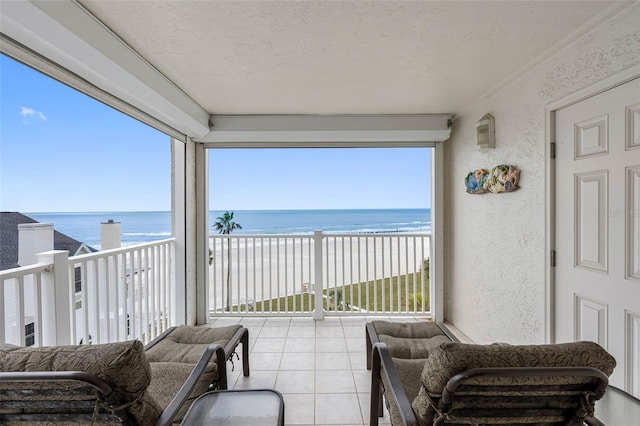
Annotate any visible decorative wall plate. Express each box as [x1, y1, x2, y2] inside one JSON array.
[[466, 165, 520, 194], [465, 169, 490, 194]]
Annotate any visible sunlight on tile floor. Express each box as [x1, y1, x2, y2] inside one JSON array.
[[210, 316, 427, 426]]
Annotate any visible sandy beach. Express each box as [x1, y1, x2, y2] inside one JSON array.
[[208, 234, 430, 311]]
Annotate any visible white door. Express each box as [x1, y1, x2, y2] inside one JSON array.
[[555, 77, 640, 396]]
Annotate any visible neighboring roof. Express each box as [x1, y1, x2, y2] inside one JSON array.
[[0, 212, 97, 271]]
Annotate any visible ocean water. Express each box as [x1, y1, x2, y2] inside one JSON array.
[[29, 209, 431, 249]]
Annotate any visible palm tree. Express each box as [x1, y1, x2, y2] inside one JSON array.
[[213, 211, 242, 311]]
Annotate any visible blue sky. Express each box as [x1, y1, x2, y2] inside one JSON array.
[[1, 54, 431, 212]]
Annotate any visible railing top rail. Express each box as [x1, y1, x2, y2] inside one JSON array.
[[69, 238, 176, 261], [209, 232, 431, 238], [321, 232, 431, 238], [0, 261, 52, 280], [209, 234, 313, 239]]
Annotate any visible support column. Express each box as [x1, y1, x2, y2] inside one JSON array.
[[195, 143, 209, 325], [179, 137, 209, 325], [172, 138, 187, 325], [432, 143, 445, 323]]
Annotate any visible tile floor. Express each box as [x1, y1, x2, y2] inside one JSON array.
[[210, 315, 428, 426], [209, 316, 637, 425]]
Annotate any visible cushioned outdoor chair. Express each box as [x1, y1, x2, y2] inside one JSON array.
[[370, 340, 616, 426], [366, 321, 459, 370], [366, 320, 459, 419], [0, 324, 250, 425], [145, 324, 249, 393]]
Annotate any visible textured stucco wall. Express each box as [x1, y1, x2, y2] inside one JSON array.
[[443, 2, 640, 344]]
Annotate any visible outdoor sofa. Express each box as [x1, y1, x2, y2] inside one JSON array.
[[366, 321, 616, 426], [0, 323, 249, 425]]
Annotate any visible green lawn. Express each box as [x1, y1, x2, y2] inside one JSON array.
[[230, 271, 429, 313]]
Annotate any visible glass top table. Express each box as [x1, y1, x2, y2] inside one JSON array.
[[181, 389, 284, 426]]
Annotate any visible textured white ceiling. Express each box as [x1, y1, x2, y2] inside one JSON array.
[[79, 0, 619, 115]]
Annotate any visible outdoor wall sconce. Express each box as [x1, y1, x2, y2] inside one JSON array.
[[476, 113, 495, 151]]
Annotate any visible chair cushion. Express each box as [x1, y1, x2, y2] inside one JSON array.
[[372, 321, 446, 339], [380, 357, 427, 426], [379, 334, 452, 359], [373, 321, 451, 359], [147, 361, 217, 422], [0, 341, 162, 425], [145, 324, 242, 364], [411, 341, 617, 426]]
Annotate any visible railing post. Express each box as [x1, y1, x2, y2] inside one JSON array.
[[313, 230, 325, 320], [38, 250, 72, 345]]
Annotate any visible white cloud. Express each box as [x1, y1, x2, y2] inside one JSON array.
[[20, 106, 47, 122]]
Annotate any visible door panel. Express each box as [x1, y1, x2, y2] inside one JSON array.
[[555, 77, 640, 396]]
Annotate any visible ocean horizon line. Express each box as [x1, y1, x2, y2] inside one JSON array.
[[25, 207, 430, 215], [28, 209, 432, 248]]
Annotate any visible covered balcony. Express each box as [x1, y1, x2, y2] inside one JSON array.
[[1, 1, 640, 424]]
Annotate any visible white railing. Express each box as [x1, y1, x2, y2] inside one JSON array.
[[0, 254, 68, 347], [0, 239, 175, 347], [209, 232, 431, 317]]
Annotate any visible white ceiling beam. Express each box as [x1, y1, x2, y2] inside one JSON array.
[[197, 114, 452, 148], [0, 0, 210, 138]]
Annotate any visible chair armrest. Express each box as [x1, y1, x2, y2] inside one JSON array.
[[370, 342, 418, 426], [365, 322, 379, 370], [225, 326, 250, 378], [585, 416, 606, 426], [156, 343, 226, 426]]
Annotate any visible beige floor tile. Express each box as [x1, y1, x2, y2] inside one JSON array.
[[249, 351, 282, 370], [346, 337, 364, 353], [288, 326, 316, 337], [264, 317, 292, 326], [224, 364, 243, 389], [233, 370, 278, 390], [252, 337, 286, 352], [316, 326, 344, 338], [284, 337, 316, 353], [349, 351, 367, 370], [259, 326, 289, 338], [365, 316, 390, 322], [247, 337, 258, 352], [352, 369, 371, 393], [244, 326, 263, 339], [343, 326, 365, 338], [289, 317, 316, 327], [276, 370, 315, 394], [280, 352, 315, 370], [211, 317, 243, 326], [240, 317, 267, 326], [316, 370, 357, 393], [315, 352, 351, 370], [283, 393, 316, 425], [315, 393, 363, 424], [340, 317, 367, 325], [315, 337, 347, 352]]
